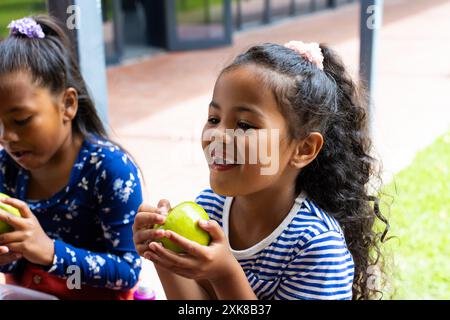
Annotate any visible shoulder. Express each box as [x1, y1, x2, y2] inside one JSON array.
[[83, 137, 140, 180], [195, 188, 226, 225], [81, 137, 142, 203], [293, 197, 346, 240], [281, 196, 351, 256]]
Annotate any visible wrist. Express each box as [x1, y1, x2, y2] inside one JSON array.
[[209, 259, 257, 300], [209, 257, 242, 286], [40, 237, 55, 267]]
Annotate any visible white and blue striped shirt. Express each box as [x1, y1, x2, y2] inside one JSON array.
[[195, 189, 355, 300]]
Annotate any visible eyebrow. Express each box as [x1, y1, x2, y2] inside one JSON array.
[[209, 101, 264, 118], [7, 106, 28, 114]]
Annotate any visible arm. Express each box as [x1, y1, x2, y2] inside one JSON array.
[[52, 152, 146, 289], [208, 262, 256, 300], [134, 200, 213, 299], [155, 265, 212, 299], [47, 240, 141, 290], [144, 218, 257, 300], [0, 153, 144, 290], [0, 197, 142, 290]]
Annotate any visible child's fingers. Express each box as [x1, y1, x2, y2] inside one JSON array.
[[162, 230, 205, 257], [0, 246, 9, 254], [0, 231, 24, 245], [4, 242, 24, 255], [133, 211, 166, 233], [138, 203, 158, 213], [133, 228, 165, 246], [0, 210, 27, 230], [0, 198, 32, 219], [135, 243, 153, 257], [0, 251, 22, 266], [157, 199, 171, 215], [198, 219, 224, 242], [147, 242, 194, 270]]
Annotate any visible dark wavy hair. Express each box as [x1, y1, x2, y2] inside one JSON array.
[[0, 15, 107, 140], [224, 43, 390, 299]]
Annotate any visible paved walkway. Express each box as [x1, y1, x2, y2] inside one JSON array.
[[2, 0, 449, 298]]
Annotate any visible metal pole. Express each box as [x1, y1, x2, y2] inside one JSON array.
[[289, 0, 296, 16], [359, 0, 383, 135], [263, 0, 271, 24], [47, 0, 77, 59], [47, 0, 109, 127], [327, 0, 337, 9], [236, 0, 242, 30], [204, 0, 211, 24]]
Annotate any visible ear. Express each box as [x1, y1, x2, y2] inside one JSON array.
[[290, 132, 324, 169], [61, 88, 78, 124]]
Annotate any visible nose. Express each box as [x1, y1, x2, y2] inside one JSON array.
[[209, 127, 234, 145]]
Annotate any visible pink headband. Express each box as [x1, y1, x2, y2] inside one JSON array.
[[284, 41, 324, 70]]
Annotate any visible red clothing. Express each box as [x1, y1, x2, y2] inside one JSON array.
[[6, 263, 135, 300]]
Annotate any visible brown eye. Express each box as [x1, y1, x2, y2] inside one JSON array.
[[14, 116, 32, 126], [237, 121, 256, 131], [208, 117, 219, 125]]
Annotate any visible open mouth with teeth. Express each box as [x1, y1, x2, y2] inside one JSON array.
[[212, 157, 235, 165], [209, 155, 239, 171]]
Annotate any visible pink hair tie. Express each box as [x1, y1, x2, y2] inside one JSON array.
[[284, 41, 324, 70]]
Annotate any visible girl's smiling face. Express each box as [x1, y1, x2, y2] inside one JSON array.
[[0, 71, 77, 171], [202, 64, 302, 197]]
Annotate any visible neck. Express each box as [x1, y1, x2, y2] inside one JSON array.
[[233, 180, 298, 227], [30, 132, 83, 186]]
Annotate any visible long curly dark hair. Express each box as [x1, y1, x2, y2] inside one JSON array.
[[224, 43, 390, 299]]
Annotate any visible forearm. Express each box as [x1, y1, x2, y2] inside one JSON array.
[[155, 265, 212, 300], [47, 240, 140, 290], [210, 262, 257, 300]]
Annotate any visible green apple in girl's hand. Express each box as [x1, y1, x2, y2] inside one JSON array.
[[0, 193, 21, 234], [154, 201, 211, 253]]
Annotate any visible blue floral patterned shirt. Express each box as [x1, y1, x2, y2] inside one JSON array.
[[0, 136, 143, 290]]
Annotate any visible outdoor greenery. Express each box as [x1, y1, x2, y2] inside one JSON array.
[[176, 0, 225, 13], [380, 130, 450, 299], [0, 0, 47, 39]]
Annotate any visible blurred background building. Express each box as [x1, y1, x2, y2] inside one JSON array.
[[0, 0, 356, 64]]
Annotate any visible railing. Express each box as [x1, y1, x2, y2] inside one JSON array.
[[233, 0, 357, 30]]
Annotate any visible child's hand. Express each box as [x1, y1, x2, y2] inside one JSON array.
[[0, 245, 22, 266], [133, 200, 170, 257], [0, 198, 54, 267], [143, 211, 240, 284]]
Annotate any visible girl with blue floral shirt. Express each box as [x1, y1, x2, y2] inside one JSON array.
[[0, 16, 142, 299]]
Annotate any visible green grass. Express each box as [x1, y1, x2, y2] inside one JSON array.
[[380, 130, 450, 299], [176, 0, 225, 12], [0, 0, 47, 39]]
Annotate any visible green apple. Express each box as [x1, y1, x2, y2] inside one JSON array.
[[0, 192, 21, 234], [154, 201, 211, 253]]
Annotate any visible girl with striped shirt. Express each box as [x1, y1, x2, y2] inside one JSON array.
[[133, 42, 389, 300]]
